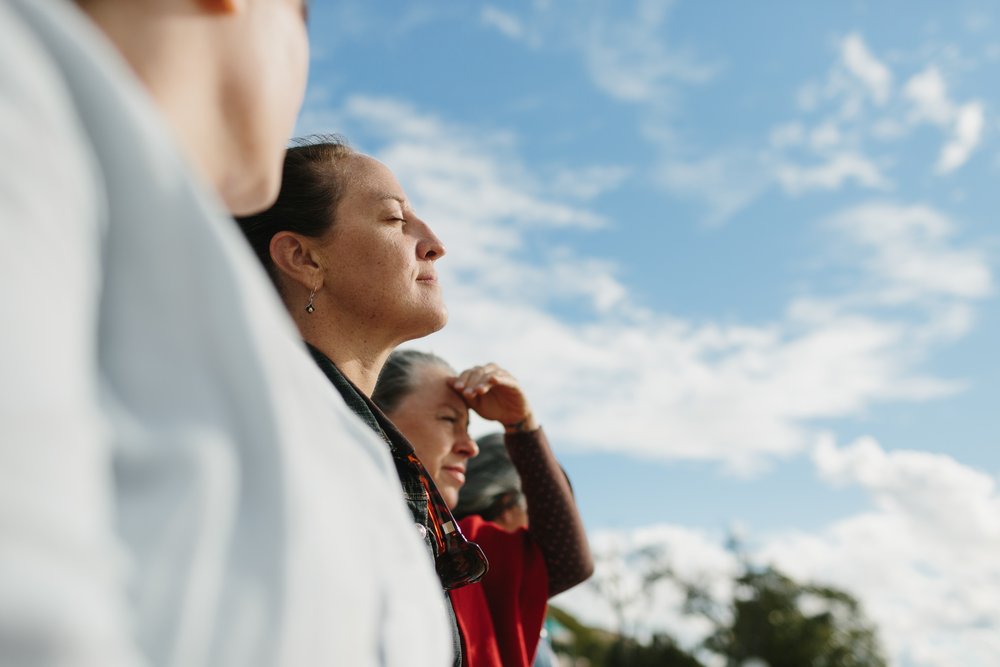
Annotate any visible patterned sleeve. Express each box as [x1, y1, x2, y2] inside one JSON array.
[[504, 427, 595, 597]]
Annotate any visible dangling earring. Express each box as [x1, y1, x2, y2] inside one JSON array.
[[305, 287, 317, 314]]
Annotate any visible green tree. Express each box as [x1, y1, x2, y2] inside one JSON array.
[[605, 635, 707, 667], [556, 537, 887, 667], [692, 564, 888, 667], [548, 605, 705, 666]]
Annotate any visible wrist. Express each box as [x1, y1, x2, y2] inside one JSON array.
[[503, 413, 538, 434]]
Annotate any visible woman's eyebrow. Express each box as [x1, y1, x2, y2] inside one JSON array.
[[377, 193, 406, 206]]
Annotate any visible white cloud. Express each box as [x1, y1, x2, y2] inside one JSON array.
[[781, 38, 988, 186], [904, 67, 954, 124], [432, 255, 976, 474], [903, 67, 986, 173], [809, 121, 843, 151], [841, 33, 893, 106], [552, 0, 718, 107], [750, 35, 904, 207], [796, 34, 891, 121], [480, 6, 528, 42], [964, 12, 992, 33], [827, 203, 993, 304], [938, 101, 984, 173], [473, 0, 719, 107], [777, 153, 890, 194], [657, 152, 774, 226], [768, 35, 905, 200], [770, 122, 807, 148], [778, 437, 1000, 667], [559, 439, 1000, 667], [812, 436, 1000, 541], [549, 164, 632, 201]]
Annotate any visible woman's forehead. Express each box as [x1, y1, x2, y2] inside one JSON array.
[[344, 154, 405, 200], [413, 363, 464, 407]]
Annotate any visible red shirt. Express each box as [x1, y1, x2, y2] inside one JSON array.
[[449, 516, 549, 667]]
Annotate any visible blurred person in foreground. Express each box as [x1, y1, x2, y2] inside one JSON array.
[[0, 2, 450, 666], [236, 136, 480, 666], [374, 351, 595, 666]]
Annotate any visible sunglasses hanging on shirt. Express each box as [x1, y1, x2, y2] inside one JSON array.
[[406, 451, 489, 590]]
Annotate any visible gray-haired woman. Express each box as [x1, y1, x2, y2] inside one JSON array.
[[373, 350, 594, 667]]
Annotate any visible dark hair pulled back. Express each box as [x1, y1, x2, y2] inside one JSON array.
[[236, 134, 355, 285]]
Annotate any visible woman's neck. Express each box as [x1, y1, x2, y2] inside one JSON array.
[[297, 317, 397, 397], [322, 351, 387, 398]]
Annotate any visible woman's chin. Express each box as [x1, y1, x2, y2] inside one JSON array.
[[428, 307, 448, 333], [440, 486, 460, 512], [399, 307, 448, 342]]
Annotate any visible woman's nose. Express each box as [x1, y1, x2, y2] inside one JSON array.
[[455, 432, 479, 458], [415, 219, 446, 261]]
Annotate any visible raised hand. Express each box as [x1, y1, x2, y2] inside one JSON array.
[[448, 363, 538, 432]]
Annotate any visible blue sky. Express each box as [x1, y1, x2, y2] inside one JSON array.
[[301, 2, 999, 665]]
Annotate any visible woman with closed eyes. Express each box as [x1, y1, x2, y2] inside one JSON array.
[[237, 136, 480, 666]]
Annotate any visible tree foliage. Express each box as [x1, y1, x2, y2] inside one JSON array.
[[552, 543, 887, 667], [699, 564, 887, 667]]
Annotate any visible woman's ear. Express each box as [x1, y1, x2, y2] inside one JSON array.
[[270, 231, 323, 291]]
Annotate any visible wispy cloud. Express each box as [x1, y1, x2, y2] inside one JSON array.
[[771, 34, 897, 198], [794, 33, 893, 121], [549, 164, 632, 201], [473, 0, 720, 107], [938, 101, 985, 173], [656, 152, 772, 227], [480, 6, 529, 43], [827, 202, 993, 305], [841, 32, 893, 106], [903, 67, 985, 173], [579, 0, 718, 104], [776, 152, 890, 194], [657, 33, 901, 223], [779, 34, 988, 200], [904, 67, 955, 124]]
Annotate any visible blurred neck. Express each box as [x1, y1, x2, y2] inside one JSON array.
[[77, 1, 232, 207]]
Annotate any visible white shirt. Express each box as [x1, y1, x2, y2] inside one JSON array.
[[0, 1, 452, 665]]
